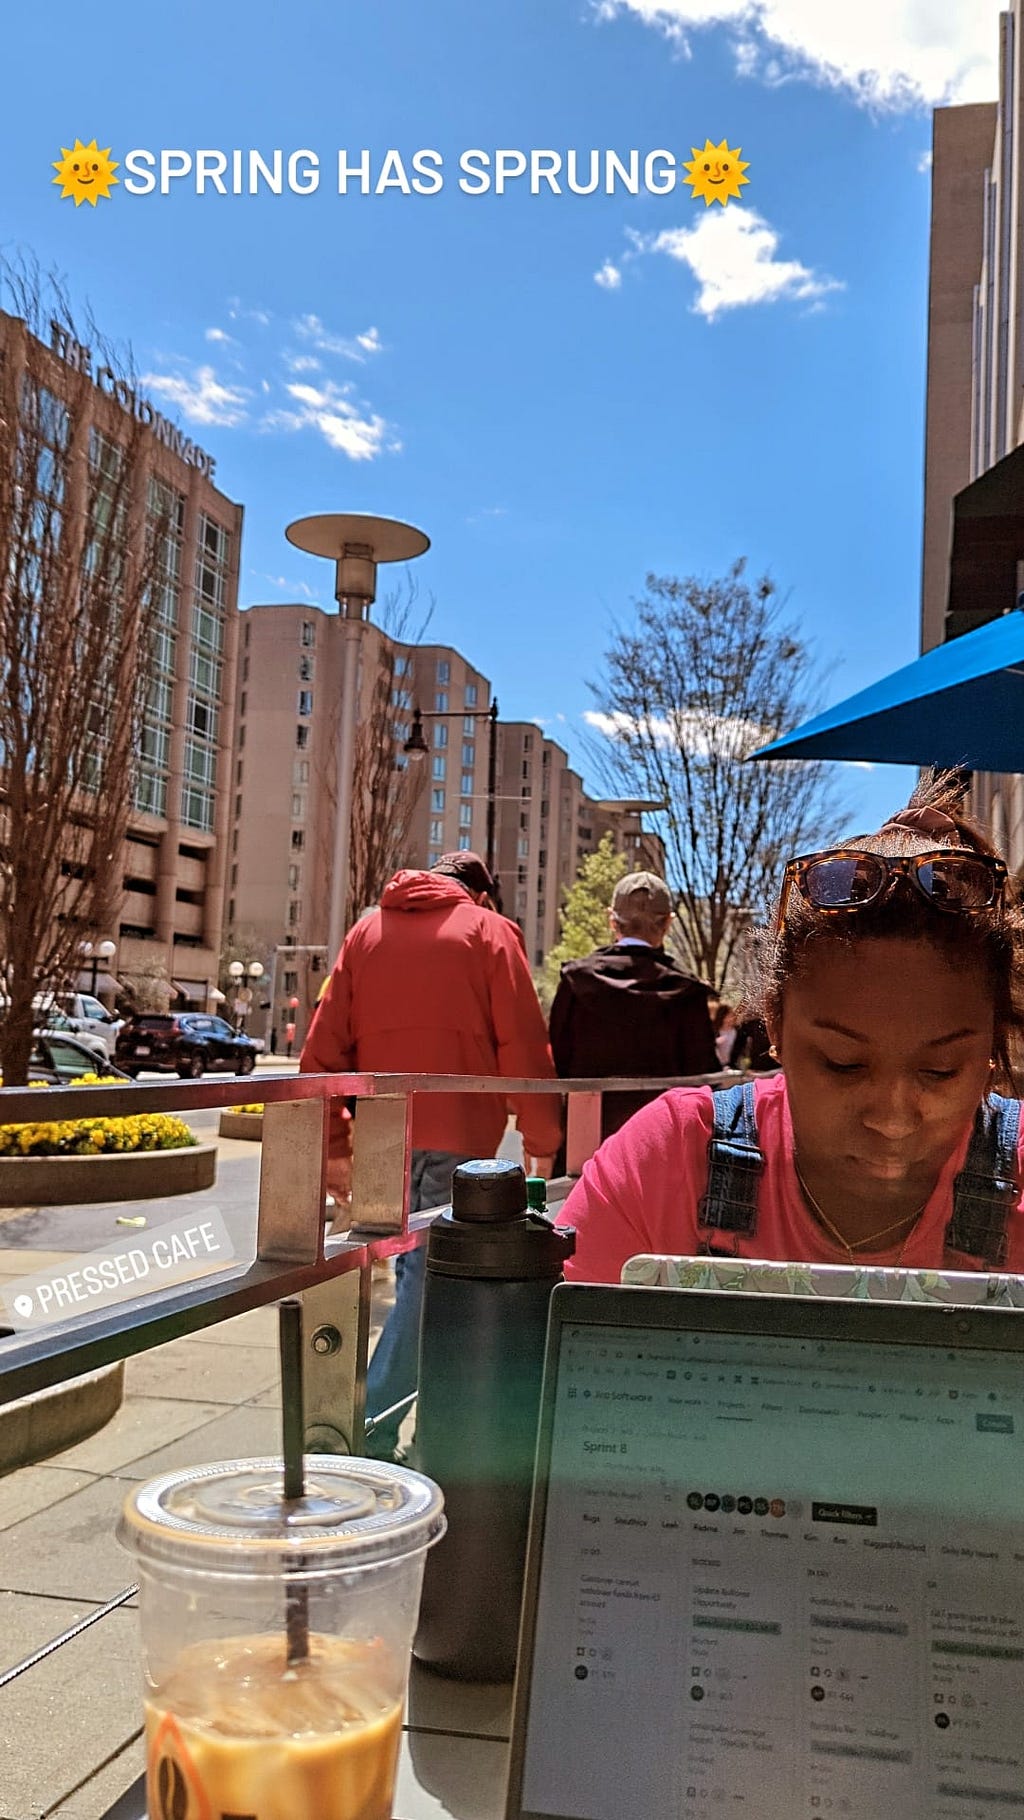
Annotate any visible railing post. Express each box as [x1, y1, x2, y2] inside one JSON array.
[[256, 1098, 328, 1263], [566, 1091, 603, 1176], [349, 1095, 413, 1234], [299, 1262, 372, 1456]]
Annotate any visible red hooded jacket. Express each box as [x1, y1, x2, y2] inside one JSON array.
[[300, 870, 563, 1159]]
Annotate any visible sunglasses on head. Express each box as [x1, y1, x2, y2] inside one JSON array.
[[774, 847, 1007, 933]]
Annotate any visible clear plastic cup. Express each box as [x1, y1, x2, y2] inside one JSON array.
[[118, 1455, 445, 1820]]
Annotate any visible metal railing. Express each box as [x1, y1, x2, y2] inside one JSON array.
[[0, 1068, 743, 1449]]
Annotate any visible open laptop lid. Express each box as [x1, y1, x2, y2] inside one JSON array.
[[506, 1281, 1024, 1820]]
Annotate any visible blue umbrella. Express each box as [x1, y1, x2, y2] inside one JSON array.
[[751, 610, 1024, 773]]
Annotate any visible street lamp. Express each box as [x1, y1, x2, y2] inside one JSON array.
[[226, 959, 264, 1031], [404, 697, 500, 878], [284, 512, 430, 961], [80, 938, 116, 999]]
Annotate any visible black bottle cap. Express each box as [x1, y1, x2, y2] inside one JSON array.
[[451, 1159, 527, 1223]]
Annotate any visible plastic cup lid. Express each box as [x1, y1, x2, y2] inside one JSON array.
[[118, 1456, 445, 1574]]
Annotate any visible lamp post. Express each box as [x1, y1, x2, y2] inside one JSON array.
[[284, 512, 430, 963], [80, 938, 116, 999], [226, 959, 264, 1031], [404, 697, 500, 878]]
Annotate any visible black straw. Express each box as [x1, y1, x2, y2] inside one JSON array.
[[278, 1298, 309, 1664]]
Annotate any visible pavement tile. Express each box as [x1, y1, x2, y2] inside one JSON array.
[[124, 1337, 278, 1404], [42, 1735, 144, 1820], [110, 1401, 286, 1480], [0, 1476, 146, 1600], [0, 1589, 110, 1676], [0, 1466, 97, 1532], [0, 1604, 139, 1820], [46, 1396, 229, 1474], [184, 1304, 279, 1347]]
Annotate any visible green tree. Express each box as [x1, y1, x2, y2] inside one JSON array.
[[538, 834, 627, 1008]]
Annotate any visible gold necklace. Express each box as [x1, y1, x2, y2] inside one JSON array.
[[794, 1162, 927, 1259]]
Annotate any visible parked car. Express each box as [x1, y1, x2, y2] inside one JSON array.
[[32, 991, 122, 1059], [22, 1033, 129, 1083], [33, 1009, 111, 1066], [116, 1013, 259, 1079]]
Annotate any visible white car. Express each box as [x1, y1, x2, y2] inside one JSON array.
[[32, 1007, 111, 1066], [32, 991, 122, 1059]]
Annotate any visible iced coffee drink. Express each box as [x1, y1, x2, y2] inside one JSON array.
[[118, 1457, 445, 1820]]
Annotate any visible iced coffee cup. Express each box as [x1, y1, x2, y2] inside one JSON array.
[[118, 1455, 445, 1820]]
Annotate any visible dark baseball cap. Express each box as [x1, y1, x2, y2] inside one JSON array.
[[432, 851, 497, 896]]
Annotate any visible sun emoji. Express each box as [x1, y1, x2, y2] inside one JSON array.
[[684, 139, 749, 207], [52, 139, 119, 207]]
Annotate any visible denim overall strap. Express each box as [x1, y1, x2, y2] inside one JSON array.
[[946, 1093, 1021, 1268], [697, 1081, 763, 1235]]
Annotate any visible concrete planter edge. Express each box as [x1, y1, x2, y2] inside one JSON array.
[[217, 1111, 263, 1141], [0, 1141, 218, 1207]]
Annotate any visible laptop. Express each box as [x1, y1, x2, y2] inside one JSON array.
[[505, 1278, 1024, 1820]]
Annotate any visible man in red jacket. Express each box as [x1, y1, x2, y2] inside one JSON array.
[[301, 851, 563, 1458]]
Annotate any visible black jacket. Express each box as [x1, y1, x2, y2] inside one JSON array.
[[549, 943, 717, 1138]]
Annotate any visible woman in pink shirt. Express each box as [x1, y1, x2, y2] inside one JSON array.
[[558, 772, 1024, 1283]]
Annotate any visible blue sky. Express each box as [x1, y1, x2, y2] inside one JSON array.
[[2, 0, 1006, 833]]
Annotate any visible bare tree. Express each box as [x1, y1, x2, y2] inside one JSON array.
[[586, 561, 847, 991], [315, 581, 429, 934], [0, 263, 165, 1083]]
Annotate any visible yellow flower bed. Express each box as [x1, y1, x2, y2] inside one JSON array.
[[224, 1103, 264, 1115], [0, 1076, 197, 1158]]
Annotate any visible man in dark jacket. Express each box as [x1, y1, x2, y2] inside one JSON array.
[[549, 871, 717, 1140]]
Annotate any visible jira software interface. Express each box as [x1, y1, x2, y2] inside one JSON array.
[[520, 1323, 1024, 1820]]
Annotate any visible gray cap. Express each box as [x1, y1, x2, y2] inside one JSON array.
[[611, 871, 672, 918]]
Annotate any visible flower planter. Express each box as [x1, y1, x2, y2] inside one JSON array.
[[0, 1141, 217, 1207], [0, 1352, 125, 1472], [218, 1110, 263, 1141]]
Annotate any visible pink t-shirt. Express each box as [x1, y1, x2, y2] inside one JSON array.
[[557, 1073, 1024, 1284]]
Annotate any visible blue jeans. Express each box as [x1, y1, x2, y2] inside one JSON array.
[[363, 1149, 474, 1459]]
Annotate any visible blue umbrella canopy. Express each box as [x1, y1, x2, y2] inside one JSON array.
[[751, 610, 1024, 773]]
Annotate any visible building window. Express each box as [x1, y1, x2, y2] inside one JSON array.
[[459, 804, 472, 827], [301, 621, 315, 646], [463, 718, 476, 739], [522, 762, 530, 779], [392, 721, 409, 742], [434, 723, 448, 749], [391, 687, 412, 710], [518, 838, 529, 858], [230, 863, 238, 889], [432, 756, 446, 780], [435, 691, 449, 712], [239, 691, 247, 718], [432, 789, 445, 812], [237, 723, 245, 749], [291, 829, 304, 850], [464, 683, 478, 707], [524, 732, 533, 752], [288, 900, 301, 926], [235, 759, 243, 785], [298, 689, 313, 717], [288, 864, 301, 891], [394, 654, 409, 677], [458, 834, 472, 851], [232, 828, 238, 854], [292, 792, 305, 818], [227, 897, 235, 924], [520, 813, 529, 830], [436, 660, 450, 684], [461, 743, 475, 767], [293, 759, 309, 784], [461, 774, 474, 797], [284, 971, 298, 994], [296, 725, 309, 749], [299, 654, 314, 681], [428, 849, 441, 867], [430, 818, 444, 843], [235, 793, 243, 819]]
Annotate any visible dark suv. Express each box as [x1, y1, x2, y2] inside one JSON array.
[[115, 1013, 259, 1079]]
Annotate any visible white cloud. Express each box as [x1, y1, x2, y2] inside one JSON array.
[[141, 364, 250, 426], [595, 260, 623, 290], [293, 313, 384, 362], [253, 572, 321, 602], [283, 352, 322, 374], [204, 326, 235, 345], [227, 298, 272, 326], [264, 379, 395, 461], [584, 705, 775, 758], [917, 149, 933, 174], [596, 0, 1001, 108], [631, 205, 842, 320]]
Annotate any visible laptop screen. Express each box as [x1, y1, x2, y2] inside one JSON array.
[[510, 1289, 1024, 1820]]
